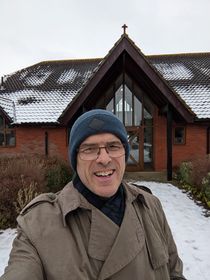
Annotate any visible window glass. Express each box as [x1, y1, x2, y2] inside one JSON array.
[[174, 127, 185, 144], [106, 83, 145, 127], [127, 131, 139, 164], [115, 85, 123, 122], [0, 116, 3, 129], [6, 130, 16, 146], [124, 85, 133, 126], [134, 96, 142, 126], [0, 115, 15, 147], [0, 131, 4, 146], [144, 127, 152, 163], [144, 108, 153, 126], [106, 98, 114, 113], [143, 94, 153, 126]]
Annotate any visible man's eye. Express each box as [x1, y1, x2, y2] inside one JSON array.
[[108, 144, 121, 151], [82, 147, 97, 154]]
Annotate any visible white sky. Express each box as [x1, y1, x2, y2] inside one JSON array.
[[1, 0, 210, 77]]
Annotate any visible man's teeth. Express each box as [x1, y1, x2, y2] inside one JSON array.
[[95, 170, 114, 177]]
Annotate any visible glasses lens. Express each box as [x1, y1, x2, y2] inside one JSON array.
[[79, 146, 99, 160], [79, 143, 125, 160], [106, 143, 124, 157]]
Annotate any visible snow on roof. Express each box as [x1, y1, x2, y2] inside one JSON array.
[[153, 63, 193, 80], [1, 53, 210, 124], [1, 89, 76, 124], [0, 59, 99, 124], [173, 85, 210, 119], [150, 53, 210, 120], [24, 69, 53, 86]]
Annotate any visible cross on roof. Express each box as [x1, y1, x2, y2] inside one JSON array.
[[122, 24, 128, 34]]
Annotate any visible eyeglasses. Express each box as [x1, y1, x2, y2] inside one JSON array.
[[78, 142, 125, 160]]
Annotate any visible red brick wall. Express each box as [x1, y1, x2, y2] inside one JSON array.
[[153, 111, 208, 171], [172, 124, 207, 167], [0, 122, 208, 172], [0, 126, 69, 162], [153, 112, 167, 171]]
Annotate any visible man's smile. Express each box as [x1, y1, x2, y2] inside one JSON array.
[[94, 169, 115, 177]]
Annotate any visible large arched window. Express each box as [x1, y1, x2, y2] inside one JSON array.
[[0, 115, 15, 147], [105, 73, 153, 126], [107, 84, 142, 126], [105, 73, 154, 169]]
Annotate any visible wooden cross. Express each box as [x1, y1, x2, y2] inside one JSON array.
[[122, 24, 128, 34]]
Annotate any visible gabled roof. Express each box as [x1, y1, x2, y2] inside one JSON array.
[[0, 35, 210, 125], [59, 35, 195, 124]]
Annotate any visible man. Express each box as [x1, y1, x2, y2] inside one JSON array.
[[1, 109, 186, 280]]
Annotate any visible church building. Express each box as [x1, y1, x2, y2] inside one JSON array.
[[1, 30, 210, 179]]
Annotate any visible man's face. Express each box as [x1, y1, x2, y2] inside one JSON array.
[[76, 133, 126, 197]]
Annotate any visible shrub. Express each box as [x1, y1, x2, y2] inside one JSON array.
[[0, 179, 20, 229], [176, 156, 210, 209], [14, 178, 40, 215], [176, 161, 192, 184], [0, 155, 72, 229], [45, 159, 72, 193], [202, 173, 210, 207], [191, 156, 210, 190], [0, 156, 46, 229]]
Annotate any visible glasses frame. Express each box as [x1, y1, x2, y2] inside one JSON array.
[[77, 142, 125, 161]]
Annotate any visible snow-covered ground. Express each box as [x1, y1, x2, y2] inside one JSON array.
[[0, 181, 210, 279]]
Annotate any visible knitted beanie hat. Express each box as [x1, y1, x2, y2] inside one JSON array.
[[69, 109, 129, 171]]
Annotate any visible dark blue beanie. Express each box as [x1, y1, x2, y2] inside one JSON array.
[[69, 109, 129, 171]]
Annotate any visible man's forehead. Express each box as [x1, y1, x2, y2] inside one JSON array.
[[81, 133, 121, 145]]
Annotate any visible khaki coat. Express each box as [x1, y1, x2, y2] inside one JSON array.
[[1, 181, 186, 280]]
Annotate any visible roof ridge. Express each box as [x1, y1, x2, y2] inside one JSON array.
[[32, 58, 102, 67], [13, 58, 102, 76], [148, 52, 210, 59], [40, 58, 103, 64]]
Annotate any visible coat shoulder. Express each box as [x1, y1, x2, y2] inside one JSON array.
[[131, 183, 153, 194], [124, 181, 162, 210], [124, 181, 153, 197], [20, 192, 58, 216]]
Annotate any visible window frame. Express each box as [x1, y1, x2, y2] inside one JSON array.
[[173, 126, 186, 145]]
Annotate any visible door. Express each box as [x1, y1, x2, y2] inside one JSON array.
[[126, 125, 153, 171], [126, 127, 142, 171]]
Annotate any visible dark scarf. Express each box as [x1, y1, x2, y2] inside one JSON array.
[[73, 175, 125, 226]]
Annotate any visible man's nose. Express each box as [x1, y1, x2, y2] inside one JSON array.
[[96, 147, 112, 164]]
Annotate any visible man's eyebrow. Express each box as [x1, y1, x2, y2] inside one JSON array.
[[79, 143, 97, 149], [80, 140, 122, 148], [106, 141, 122, 145]]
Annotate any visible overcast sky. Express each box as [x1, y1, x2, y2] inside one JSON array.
[[1, 0, 210, 78]]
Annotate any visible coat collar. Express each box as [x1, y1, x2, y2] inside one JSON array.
[[58, 182, 93, 227], [58, 181, 149, 227]]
